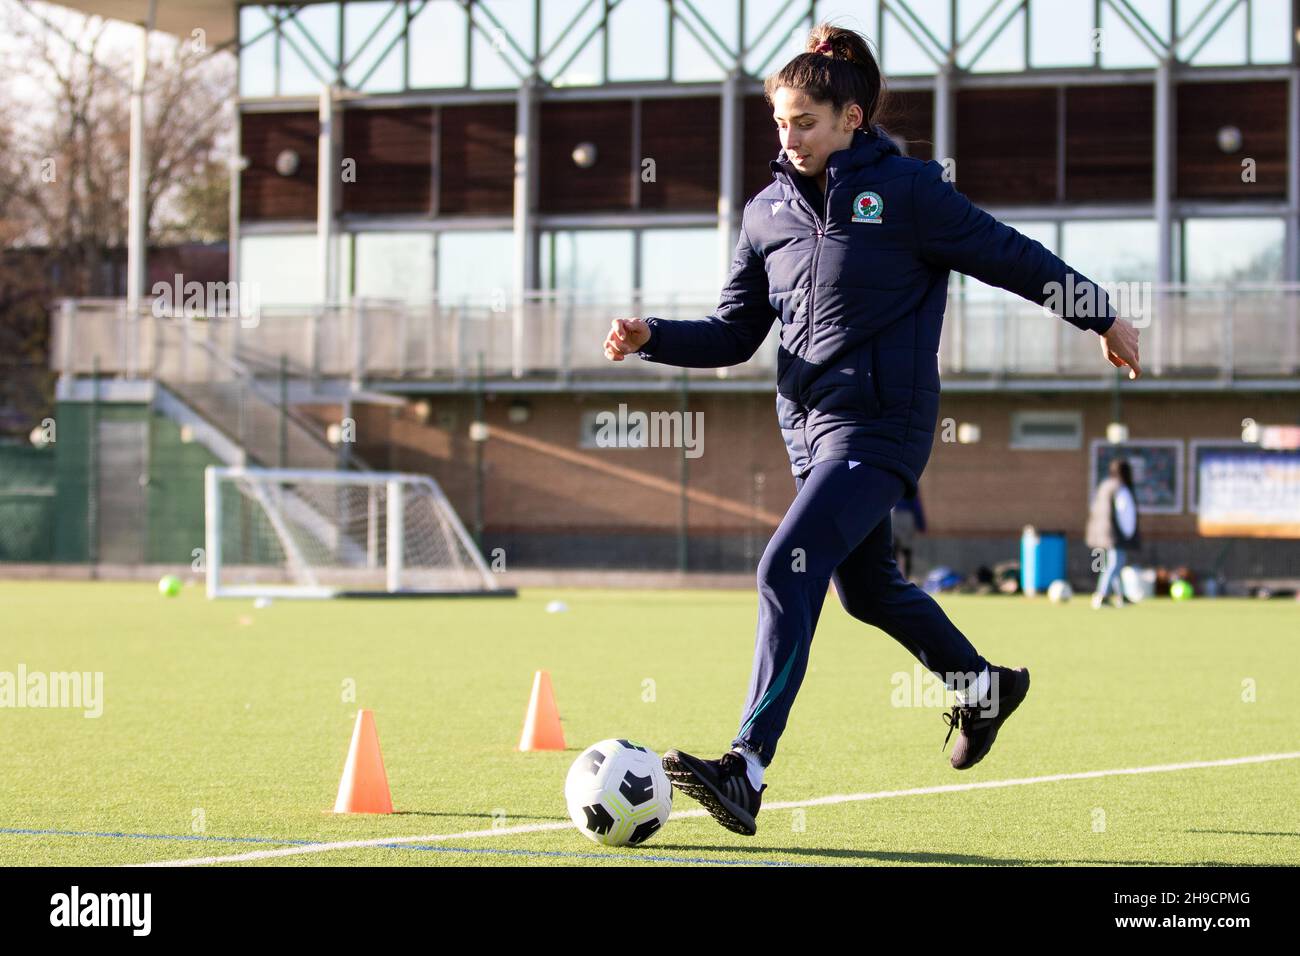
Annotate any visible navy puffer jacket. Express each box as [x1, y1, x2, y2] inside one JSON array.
[[637, 126, 1116, 497]]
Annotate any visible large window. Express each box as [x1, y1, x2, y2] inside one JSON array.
[[1061, 220, 1159, 284], [343, 1, 406, 93], [608, 0, 669, 82], [239, 234, 351, 305], [353, 233, 434, 302], [1182, 218, 1286, 283], [408, 1, 469, 88], [238, 6, 277, 98], [538, 228, 726, 303], [640, 229, 723, 303], [236, 1, 1296, 96], [437, 231, 513, 303], [541, 230, 635, 298], [676, 0, 739, 81], [280, 3, 341, 96]]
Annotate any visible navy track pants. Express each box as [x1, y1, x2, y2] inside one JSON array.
[[730, 459, 987, 766]]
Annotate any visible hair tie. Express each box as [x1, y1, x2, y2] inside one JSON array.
[[814, 39, 833, 54]]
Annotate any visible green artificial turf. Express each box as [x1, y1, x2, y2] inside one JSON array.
[[0, 581, 1296, 866]]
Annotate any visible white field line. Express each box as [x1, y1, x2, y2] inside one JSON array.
[[133, 751, 1300, 867]]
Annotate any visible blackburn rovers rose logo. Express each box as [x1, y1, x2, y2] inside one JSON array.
[[852, 191, 884, 224]]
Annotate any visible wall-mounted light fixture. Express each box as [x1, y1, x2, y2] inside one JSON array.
[[1216, 125, 1242, 154], [275, 149, 300, 176]]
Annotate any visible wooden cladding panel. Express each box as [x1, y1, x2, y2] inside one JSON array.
[[954, 88, 1058, 204], [638, 97, 720, 211], [1176, 81, 1288, 199], [340, 107, 434, 215], [1064, 85, 1153, 201], [438, 103, 516, 215], [538, 100, 634, 213], [240, 112, 319, 221]]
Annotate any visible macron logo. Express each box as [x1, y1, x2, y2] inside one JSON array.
[[50, 886, 151, 937], [848, 461, 861, 470]]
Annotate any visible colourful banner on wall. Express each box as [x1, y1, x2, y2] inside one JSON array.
[[1197, 450, 1300, 538]]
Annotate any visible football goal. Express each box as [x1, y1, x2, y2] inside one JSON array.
[[204, 466, 514, 599]]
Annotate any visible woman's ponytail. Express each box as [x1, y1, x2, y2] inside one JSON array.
[[764, 23, 889, 129]]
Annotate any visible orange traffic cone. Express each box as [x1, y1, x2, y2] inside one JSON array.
[[333, 709, 394, 814], [518, 670, 566, 751]]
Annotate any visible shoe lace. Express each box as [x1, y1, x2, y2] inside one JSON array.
[[718, 751, 746, 776], [941, 704, 974, 751]]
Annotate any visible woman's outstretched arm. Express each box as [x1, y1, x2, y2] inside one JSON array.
[[912, 161, 1141, 376], [604, 206, 776, 369]]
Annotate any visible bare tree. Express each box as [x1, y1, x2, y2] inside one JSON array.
[[0, 0, 235, 293], [0, 1, 234, 428]]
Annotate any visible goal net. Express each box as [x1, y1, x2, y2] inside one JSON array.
[[204, 466, 512, 598]]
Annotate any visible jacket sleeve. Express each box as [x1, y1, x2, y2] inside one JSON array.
[[912, 161, 1116, 335], [637, 205, 775, 368]]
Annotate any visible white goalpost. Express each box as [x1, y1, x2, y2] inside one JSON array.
[[204, 466, 513, 599]]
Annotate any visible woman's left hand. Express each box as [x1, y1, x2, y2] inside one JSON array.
[[1100, 318, 1141, 379]]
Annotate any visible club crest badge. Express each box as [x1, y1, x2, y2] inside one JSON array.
[[851, 191, 884, 224]]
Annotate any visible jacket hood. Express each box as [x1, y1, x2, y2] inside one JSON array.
[[769, 125, 903, 186]]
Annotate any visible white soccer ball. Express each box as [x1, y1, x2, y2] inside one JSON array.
[[1047, 579, 1073, 603], [1119, 566, 1147, 603], [565, 738, 672, 847]]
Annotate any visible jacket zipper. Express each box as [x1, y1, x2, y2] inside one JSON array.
[[798, 178, 830, 398]]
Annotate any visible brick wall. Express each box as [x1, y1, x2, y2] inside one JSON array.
[[300, 388, 1300, 579]]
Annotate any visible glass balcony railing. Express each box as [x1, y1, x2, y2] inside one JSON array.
[[50, 284, 1300, 387]]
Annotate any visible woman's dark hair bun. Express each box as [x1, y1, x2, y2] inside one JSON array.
[[763, 23, 888, 128]]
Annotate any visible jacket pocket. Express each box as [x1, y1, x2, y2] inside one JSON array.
[[857, 343, 883, 416]]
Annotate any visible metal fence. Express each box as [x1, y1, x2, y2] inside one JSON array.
[[50, 284, 1300, 385]]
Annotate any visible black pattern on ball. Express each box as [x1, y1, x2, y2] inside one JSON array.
[[617, 738, 647, 752], [585, 749, 605, 775], [581, 802, 615, 834], [619, 770, 654, 805], [628, 819, 662, 845]]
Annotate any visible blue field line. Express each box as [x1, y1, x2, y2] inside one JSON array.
[[0, 827, 317, 846], [1, 826, 812, 866]]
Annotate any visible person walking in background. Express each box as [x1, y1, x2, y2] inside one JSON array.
[[892, 490, 927, 581], [1087, 458, 1141, 609]]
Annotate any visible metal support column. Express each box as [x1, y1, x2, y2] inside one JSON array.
[[229, 108, 242, 286], [933, 60, 955, 168], [318, 84, 338, 305], [1286, 64, 1300, 282], [1153, 57, 1175, 376], [126, 0, 156, 318], [1154, 59, 1174, 287], [719, 67, 743, 275], [513, 76, 540, 378]]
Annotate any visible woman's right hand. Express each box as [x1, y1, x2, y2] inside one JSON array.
[[603, 317, 651, 361]]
